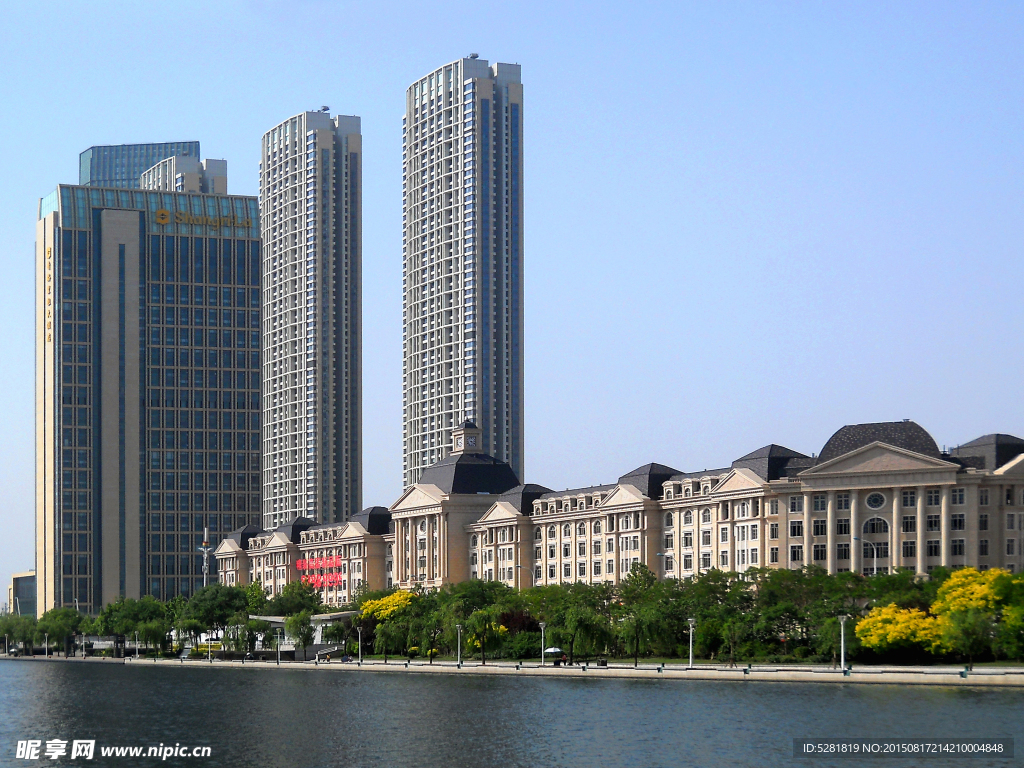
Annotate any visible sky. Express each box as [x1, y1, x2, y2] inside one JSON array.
[[1, 1, 1022, 587]]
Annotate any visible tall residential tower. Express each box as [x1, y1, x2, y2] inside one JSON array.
[[36, 180, 262, 614], [260, 112, 362, 529], [402, 56, 524, 488]]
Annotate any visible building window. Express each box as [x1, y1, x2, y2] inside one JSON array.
[[578, 542, 587, 556], [863, 541, 889, 559], [902, 490, 916, 507], [770, 499, 779, 515], [664, 513, 673, 527], [790, 520, 803, 538], [769, 523, 779, 540], [562, 563, 571, 578], [980, 513, 989, 531], [813, 544, 826, 561], [927, 489, 940, 506], [592, 540, 602, 555], [836, 542, 850, 560], [701, 530, 711, 546], [979, 488, 990, 506], [902, 516, 916, 533], [665, 557, 674, 571], [952, 488, 965, 506], [547, 526, 556, 539], [562, 544, 570, 557], [719, 552, 728, 567], [866, 492, 886, 509], [683, 532, 692, 548], [927, 540, 940, 557], [548, 565, 555, 578], [836, 492, 850, 511], [979, 540, 989, 557], [1009, 515, 1017, 531], [813, 494, 826, 512], [664, 534, 674, 549], [789, 496, 803, 513], [951, 513, 965, 531], [701, 553, 711, 569], [534, 527, 542, 541], [1008, 539, 1016, 556], [1008, 488, 1016, 506], [593, 561, 602, 576], [701, 509, 711, 524], [683, 553, 693, 570], [926, 515, 940, 532], [902, 540, 916, 558], [769, 547, 779, 564], [836, 518, 850, 535], [790, 545, 803, 562], [577, 522, 587, 536], [951, 539, 965, 557], [578, 562, 586, 577], [548, 545, 555, 558], [720, 527, 728, 543], [683, 511, 692, 526], [812, 519, 827, 537]]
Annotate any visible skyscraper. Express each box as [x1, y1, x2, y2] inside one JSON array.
[[79, 142, 200, 189], [260, 112, 362, 529], [36, 181, 262, 614], [402, 57, 524, 488]]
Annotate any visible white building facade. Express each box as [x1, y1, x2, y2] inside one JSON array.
[[402, 57, 525, 488], [260, 112, 362, 529]]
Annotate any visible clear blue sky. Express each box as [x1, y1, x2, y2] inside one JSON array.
[[1, 2, 1022, 583]]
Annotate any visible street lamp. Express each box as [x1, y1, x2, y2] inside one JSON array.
[[514, 564, 535, 590], [357, 626, 363, 665], [687, 618, 696, 669], [539, 622, 547, 667], [276, 628, 282, 666], [455, 624, 463, 666], [853, 537, 877, 576], [135, 632, 139, 660], [839, 615, 849, 672], [45, 633, 49, 658]]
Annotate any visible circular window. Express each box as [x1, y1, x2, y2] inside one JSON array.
[[866, 492, 886, 510]]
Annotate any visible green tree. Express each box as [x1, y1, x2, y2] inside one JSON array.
[[617, 563, 663, 667], [943, 609, 995, 670], [37, 608, 87, 655], [244, 580, 268, 615], [266, 581, 323, 617], [285, 610, 316, 655]]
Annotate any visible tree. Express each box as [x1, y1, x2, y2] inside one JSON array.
[[185, 584, 248, 639], [286, 610, 315, 655], [244, 581, 268, 615], [855, 603, 943, 656], [943, 609, 995, 669], [37, 608, 87, 655], [617, 563, 663, 667], [266, 581, 323, 617]]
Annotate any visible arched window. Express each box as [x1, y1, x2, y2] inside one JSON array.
[[419, 520, 427, 533], [576, 522, 586, 536], [684, 510, 693, 526], [593, 520, 602, 534], [534, 527, 542, 541], [547, 525, 556, 539], [863, 517, 889, 534], [665, 512, 674, 527], [702, 509, 712, 524], [684, 487, 692, 497], [471, 534, 478, 547], [562, 524, 571, 537]]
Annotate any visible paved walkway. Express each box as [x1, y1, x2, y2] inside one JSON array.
[[10, 656, 1023, 687]]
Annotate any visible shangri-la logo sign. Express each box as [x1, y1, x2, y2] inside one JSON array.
[[153, 209, 253, 230]]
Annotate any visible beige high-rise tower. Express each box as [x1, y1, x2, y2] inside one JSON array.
[[402, 57, 525, 488], [260, 112, 362, 529]]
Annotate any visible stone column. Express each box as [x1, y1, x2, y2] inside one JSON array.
[[965, 485, 979, 568], [779, 496, 789, 571], [891, 490, 900, 573], [941, 487, 951, 568], [850, 490, 861, 574], [827, 491, 836, 575], [916, 487, 926, 576], [803, 492, 812, 570]]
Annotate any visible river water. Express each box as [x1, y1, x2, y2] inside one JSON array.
[[1, 661, 1021, 767]]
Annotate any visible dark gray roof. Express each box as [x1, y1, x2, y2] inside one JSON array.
[[226, 524, 263, 550], [817, 421, 941, 464], [617, 463, 681, 500], [732, 444, 811, 481], [349, 506, 392, 536], [273, 516, 317, 543], [949, 434, 1024, 471], [538, 484, 616, 500], [668, 467, 731, 481], [417, 452, 521, 495], [496, 484, 553, 513]]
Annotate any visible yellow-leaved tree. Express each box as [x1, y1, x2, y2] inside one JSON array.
[[855, 603, 943, 654]]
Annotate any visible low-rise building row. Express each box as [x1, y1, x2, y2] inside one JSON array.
[[217, 420, 1024, 602]]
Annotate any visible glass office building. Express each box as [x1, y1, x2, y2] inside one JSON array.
[[79, 142, 200, 189], [36, 185, 261, 614]]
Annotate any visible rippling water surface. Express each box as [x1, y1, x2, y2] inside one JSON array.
[[1, 661, 1022, 767]]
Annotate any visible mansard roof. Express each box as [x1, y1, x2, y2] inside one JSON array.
[[817, 421, 940, 464], [617, 463, 681, 500], [416, 451, 521, 495], [496, 484, 553, 513], [949, 434, 1024, 471], [223, 524, 263, 551], [273, 516, 317, 543], [349, 506, 392, 535], [731, 444, 812, 481]]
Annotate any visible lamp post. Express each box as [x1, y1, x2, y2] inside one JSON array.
[[687, 618, 696, 669], [839, 615, 849, 672], [45, 633, 49, 658], [276, 628, 282, 666], [357, 626, 363, 665], [198, 526, 212, 589], [853, 537, 877, 576], [455, 624, 463, 666], [514, 564, 535, 590], [135, 631, 139, 660], [4, 635, 7, 656], [539, 622, 546, 667]]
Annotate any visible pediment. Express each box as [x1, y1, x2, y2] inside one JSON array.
[[390, 484, 445, 511], [336, 521, 369, 538], [598, 484, 647, 507], [214, 538, 241, 555], [800, 442, 958, 477], [477, 501, 523, 523], [712, 468, 764, 494], [995, 453, 1024, 477]]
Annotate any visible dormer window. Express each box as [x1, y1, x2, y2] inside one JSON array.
[[684, 487, 692, 497]]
